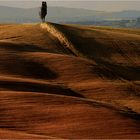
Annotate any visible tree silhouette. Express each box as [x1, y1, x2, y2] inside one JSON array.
[[39, 1, 47, 22]]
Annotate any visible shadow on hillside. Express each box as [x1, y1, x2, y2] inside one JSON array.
[[54, 24, 118, 59], [0, 53, 57, 80], [70, 36, 115, 59], [0, 42, 50, 52], [93, 59, 140, 81], [54, 24, 140, 81], [0, 80, 84, 98]]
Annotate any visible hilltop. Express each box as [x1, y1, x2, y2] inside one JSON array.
[[0, 23, 140, 139]]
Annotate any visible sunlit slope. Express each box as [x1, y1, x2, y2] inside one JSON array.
[[1, 91, 140, 139], [0, 24, 74, 55], [0, 23, 140, 139]]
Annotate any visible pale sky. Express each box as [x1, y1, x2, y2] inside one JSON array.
[[0, 1, 140, 11]]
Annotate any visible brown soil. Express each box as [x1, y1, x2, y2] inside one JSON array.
[[0, 23, 140, 139]]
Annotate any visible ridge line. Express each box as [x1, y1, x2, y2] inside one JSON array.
[[40, 22, 80, 56]]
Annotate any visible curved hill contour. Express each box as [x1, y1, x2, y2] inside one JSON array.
[[0, 23, 140, 139]]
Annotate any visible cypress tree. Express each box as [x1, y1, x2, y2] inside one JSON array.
[[39, 1, 47, 22]]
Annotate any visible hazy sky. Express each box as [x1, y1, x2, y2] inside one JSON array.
[[0, 1, 140, 11]]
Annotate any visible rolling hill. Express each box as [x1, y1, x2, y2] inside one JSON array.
[[0, 23, 140, 139]]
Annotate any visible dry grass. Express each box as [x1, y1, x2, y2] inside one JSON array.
[[0, 23, 140, 139]]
